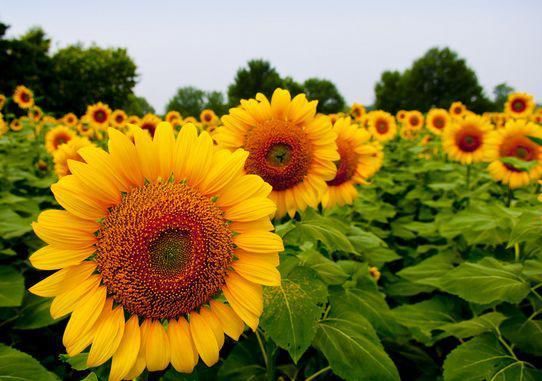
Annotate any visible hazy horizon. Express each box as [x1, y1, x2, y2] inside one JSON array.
[[2, 0, 541, 114]]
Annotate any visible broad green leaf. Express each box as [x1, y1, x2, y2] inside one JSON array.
[[218, 336, 266, 381], [261, 266, 327, 363], [523, 259, 542, 282], [528, 135, 542, 146], [437, 312, 507, 340], [314, 310, 400, 381], [0, 266, 24, 307], [14, 294, 58, 330], [397, 252, 459, 287], [0, 344, 59, 381], [436, 258, 530, 304], [0, 207, 33, 239], [347, 227, 400, 265], [297, 249, 349, 285], [81, 373, 98, 381], [443, 334, 536, 381], [386, 279, 435, 297], [502, 315, 542, 356], [60, 353, 89, 371]]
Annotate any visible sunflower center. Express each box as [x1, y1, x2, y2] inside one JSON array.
[[204, 114, 212, 122], [500, 136, 537, 172], [433, 116, 445, 129], [352, 108, 361, 118], [21, 92, 30, 103], [327, 139, 359, 186], [456, 127, 482, 152], [54, 134, 70, 149], [409, 116, 420, 127], [512, 99, 526, 112], [94, 110, 107, 123], [376, 119, 389, 134], [453, 106, 462, 114], [96, 182, 234, 319], [141, 123, 157, 137], [115, 115, 124, 123], [244, 119, 313, 191]]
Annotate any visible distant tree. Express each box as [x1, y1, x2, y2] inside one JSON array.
[[493, 83, 515, 111], [283, 76, 304, 96], [48, 44, 137, 115], [204, 91, 228, 116], [123, 94, 155, 116], [303, 78, 345, 113], [227, 59, 283, 107], [374, 47, 493, 113], [166, 86, 205, 117], [374, 71, 403, 113]]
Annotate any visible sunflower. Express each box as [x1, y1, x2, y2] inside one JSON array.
[[322, 118, 383, 208], [442, 115, 492, 164], [183, 116, 197, 125], [0, 94, 6, 109], [13, 85, 34, 109], [111, 110, 128, 129], [215, 88, 339, 218], [0, 115, 7, 136], [200, 109, 218, 125], [396, 110, 407, 123], [404, 111, 424, 130], [449, 101, 466, 119], [86, 102, 112, 129], [350, 103, 366, 121], [10, 118, 23, 132], [62, 113, 79, 128], [29, 123, 283, 380], [486, 119, 542, 188], [531, 113, 542, 125], [28, 106, 43, 122], [165, 111, 183, 127], [77, 119, 95, 138], [45, 126, 77, 154], [368, 111, 397, 142], [328, 113, 341, 125], [127, 115, 141, 125], [426, 108, 451, 135], [139, 114, 162, 137], [504, 92, 535, 119], [53, 137, 94, 178]]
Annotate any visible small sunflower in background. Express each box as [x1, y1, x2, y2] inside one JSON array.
[[396, 110, 407, 124], [328, 113, 341, 125], [139, 113, 162, 137], [426, 108, 450, 135], [322, 117, 383, 208], [504, 92, 535, 119], [531, 113, 542, 125], [62, 113, 79, 128], [13, 85, 34, 109], [77, 118, 95, 138], [111, 109, 128, 129], [183, 116, 197, 124], [45, 125, 76, 154], [10, 118, 23, 132], [368, 111, 397, 142], [0, 114, 7, 136], [30, 123, 283, 380], [52, 137, 94, 178], [127, 115, 141, 126], [28, 106, 43, 122], [442, 115, 492, 164], [486, 119, 542, 189], [350, 103, 366, 121], [404, 110, 424, 130], [165, 110, 183, 127], [86, 102, 112, 129], [215, 88, 339, 218], [0, 94, 6, 109], [200, 109, 218, 125], [449, 101, 467, 119]]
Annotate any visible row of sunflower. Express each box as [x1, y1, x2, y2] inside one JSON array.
[[0, 85, 541, 381]]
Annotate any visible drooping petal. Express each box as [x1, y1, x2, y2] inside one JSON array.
[[189, 311, 219, 366], [145, 320, 170, 371], [30, 245, 95, 270], [109, 316, 141, 381], [87, 301, 125, 367], [209, 300, 244, 340], [168, 317, 198, 373]]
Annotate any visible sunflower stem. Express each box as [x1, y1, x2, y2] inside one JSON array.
[[305, 366, 332, 381], [514, 243, 520, 262], [466, 164, 471, 192], [255, 329, 269, 369], [506, 186, 514, 207]]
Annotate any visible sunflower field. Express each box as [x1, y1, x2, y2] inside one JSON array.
[[0, 85, 542, 381]]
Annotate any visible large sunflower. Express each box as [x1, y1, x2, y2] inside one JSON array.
[[322, 118, 383, 208], [139, 114, 162, 137], [86, 102, 112, 129], [30, 123, 283, 380], [449, 101, 466, 119], [442, 115, 492, 164], [111, 110, 128, 129], [215, 88, 339, 218], [13, 85, 34, 109], [426, 108, 451, 135], [504, 92, 535, 119], [45, 126, 77, 154], [62, 113, 79, 128], [53, 137, 94, 178], [486, 119, 542, 188], [368, 111, 397, 142], [404, 111, 424, 130]]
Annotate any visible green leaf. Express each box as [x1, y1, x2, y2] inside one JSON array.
[[0, 206, 33, 239], [80, 373, 98, 381], [14, 294, 58, 330], [500, 157, 539, 171], [436, 258, 530, 304], [397, 252, 459, 287], [297, 249, 349, 285], [437, 312, 507, 340], [501, 315, 542, 356], [528, 135, 542, 146], [218, 336, 266, 381], [347, 227, 400, 265], [0, 344, 59, 381], [59, 353, 89, 371], [314, 309, 400, 381], [0, 266, 25, 307], [260, 266, 328, 363], [443, 334, 537, 381]]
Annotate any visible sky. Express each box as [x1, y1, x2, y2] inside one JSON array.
[[2, 0, 542, 114]]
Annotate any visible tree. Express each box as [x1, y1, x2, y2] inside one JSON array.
[[493, 83, 514, 111], [283, 76, 304, 97], [48, 44, 137, 115], [123, 94, 155, 116], [204, 91, 228, 116], [374, 71, 403, 113], [303, 78, 345, 113], [166, 87, 227, 117], [374, 47, 493, 113], [227, 59, 283, 107]]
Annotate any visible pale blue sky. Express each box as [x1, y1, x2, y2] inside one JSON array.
[[2, 0, 541, 113]]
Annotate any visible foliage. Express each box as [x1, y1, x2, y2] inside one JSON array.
[[166, 86, 227, 117], [493, 83, 515, 111], [122, 93, 155, 116], [303, 78, 345, 114]]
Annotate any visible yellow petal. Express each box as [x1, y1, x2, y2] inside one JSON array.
[[29, 262, 96, 297], [185, 132, 214, 187], [30, 245, 95, 270], [134, 127, 159, 182], [199, 306, 225, 349], [230, 218, 274, 234], [66, 323, 96, 357], [216, 175, 271, 208], [189, 311, 219, 366], [107, 128, 144, 188], [209, 300, 244, 340], [199, 149, 248, 196], [124, 319, 151, 380], [153, 122, 175, 181], [233, 258, 281, 286], [222, 285, 259, 331], [168, 317, 198, 373], [32, 210, 97, 249], [145, 320, 170, 371], [270, 88, 291, 119], [67, 160, 121, 206], [224, 272, 263, 316], [173, 124, 198, 180], [234, 232, 284, 254], [224, 197, 276, 222], [50, 274, 101, 319], [109, 316, 141, 381], [87, 302, 125, 367], [51, 176, 107, 221], [78, 146, 128, 192]]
